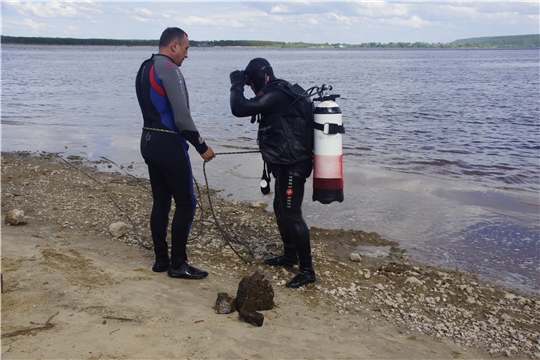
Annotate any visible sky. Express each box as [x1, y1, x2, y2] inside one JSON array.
[[1, 1, 539, 44]]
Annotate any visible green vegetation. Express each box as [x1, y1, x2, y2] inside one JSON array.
[[0, 36, 158, 46], [450, 34, 539, 48], [1, 34, 538, 48]]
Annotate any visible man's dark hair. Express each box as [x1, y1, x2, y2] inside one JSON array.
[[159, 27, 188, 48]]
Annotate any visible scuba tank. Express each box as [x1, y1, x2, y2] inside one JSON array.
[[253, 82, 345, 204], [312, 86, 345, 204]]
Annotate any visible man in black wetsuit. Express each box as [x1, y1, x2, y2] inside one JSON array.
[[136, 27, 215, 279], [229, 58, 316, 288]]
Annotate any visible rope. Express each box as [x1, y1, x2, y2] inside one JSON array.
[[55, 150, 261, 262], [142, 127, 180, 135], [215, 150, 260, 155], [199, 160, 256, 263], [55, 155, 152, 250]]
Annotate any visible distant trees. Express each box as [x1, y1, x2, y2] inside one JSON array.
[[0, 36, 158, 46], [1, 34, 538, 48], [450, 34, 540, 48]]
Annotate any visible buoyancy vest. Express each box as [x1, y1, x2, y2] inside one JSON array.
[[257, 80, 314, 165]]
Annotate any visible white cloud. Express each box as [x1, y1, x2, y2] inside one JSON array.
[[411, 14, 430, 28], [270, 4, 289, 14], [21, 18, 48, 30], [132, 16, 154, 24], [134, 7, 154, 17], [6, 1, 101, 19], [324, 12, 352, 24], [182, 15, 221, 26]]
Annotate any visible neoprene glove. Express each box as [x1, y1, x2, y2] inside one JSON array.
[[230, 70, 248, 86]]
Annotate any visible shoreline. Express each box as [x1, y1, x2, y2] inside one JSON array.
[[3, 144, 539, 296], [2, 150, 540, 358], [188, 146, 540, 297]]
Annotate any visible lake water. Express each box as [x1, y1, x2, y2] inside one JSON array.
[[1, 45, 539, 294]]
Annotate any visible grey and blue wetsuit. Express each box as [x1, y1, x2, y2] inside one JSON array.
[[136, 53, 207, 265]]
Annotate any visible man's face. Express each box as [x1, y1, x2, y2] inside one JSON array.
[[173, 36, 189, 67]]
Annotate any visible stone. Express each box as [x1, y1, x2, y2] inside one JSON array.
[[349, 253, 361, 262], [213, 292, 236, 314], [4, 209, 28, 226], [236, 271, 274, 312], [405, 276, 423, 286], [235, 271, 274, 327], [238, 309, 264, 327], [109, 222, 130, 237], [250, 201, 268, 209], [354, 245, 392, 258]]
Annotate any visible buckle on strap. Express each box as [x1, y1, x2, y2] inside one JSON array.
[[314, 122, 345, 135]]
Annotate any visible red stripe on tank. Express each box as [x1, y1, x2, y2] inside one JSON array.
[[313, 178, 344, 190]]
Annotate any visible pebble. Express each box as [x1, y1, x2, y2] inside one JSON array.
[[109, 222, 130, 238], [349, 253, 361, 262], [4, 209, 28, 225]]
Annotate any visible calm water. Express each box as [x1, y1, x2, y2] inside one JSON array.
[[2, 45, 539, 294]]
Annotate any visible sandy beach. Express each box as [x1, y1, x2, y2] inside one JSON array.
[[2, 151, 539, 359]]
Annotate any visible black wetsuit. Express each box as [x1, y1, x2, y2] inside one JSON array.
[[230, 79, 314, 269], [136, 53, 208, 265]]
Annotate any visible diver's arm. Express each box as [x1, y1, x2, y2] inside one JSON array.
[[157, 58, 208, 154], [230, 85, 284, 118]]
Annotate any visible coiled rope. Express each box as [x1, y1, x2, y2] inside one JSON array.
[[194, 150, 261, 263]]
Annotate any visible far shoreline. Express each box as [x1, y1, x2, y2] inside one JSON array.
[[2, 43, 539, 51], [2, 34, 539, 49]]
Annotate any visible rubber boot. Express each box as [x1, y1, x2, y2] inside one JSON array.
[[286, 258, 316, 288], [152, 258, 170, 272], [264, 246, 298, 266]]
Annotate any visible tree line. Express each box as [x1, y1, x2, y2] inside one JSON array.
[[450, 34, 539, 48], [1, 34, 538, 48]]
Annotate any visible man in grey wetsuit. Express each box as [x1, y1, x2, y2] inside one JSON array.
[[136, 27, 215, 279]]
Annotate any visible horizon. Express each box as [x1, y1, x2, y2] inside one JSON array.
[[2, 34, 538, 46], [2, 2, 539, 45]]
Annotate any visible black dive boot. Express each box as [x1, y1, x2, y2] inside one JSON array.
[[168, 262, 208, 279], [286, 259, 316, 288], [264, 246, 298, 267], [152, 258, 170, 272]]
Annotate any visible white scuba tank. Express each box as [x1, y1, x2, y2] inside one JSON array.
[[312, 99, 344, 204]]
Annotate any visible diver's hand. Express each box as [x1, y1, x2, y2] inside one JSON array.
[[200, 147, 216, 162], [230, 70, 247, 86]]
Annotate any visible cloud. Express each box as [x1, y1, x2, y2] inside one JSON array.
[[324, 12, 352, 24], [21, 18, 48, 30], [270, 4, 290, 14], [133, 7, 154, 17], [5, 1, 101, 19]]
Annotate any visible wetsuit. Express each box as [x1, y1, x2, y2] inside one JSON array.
[[136, 53, 208, 265], [230, 77, 314, 275]]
